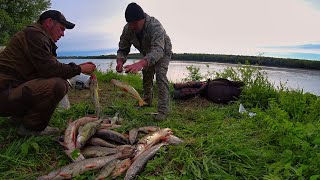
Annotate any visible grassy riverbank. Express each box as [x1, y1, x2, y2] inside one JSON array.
[[0, 65, 320, 179]]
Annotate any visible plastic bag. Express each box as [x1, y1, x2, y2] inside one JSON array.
[[239, 103, 256, 117], [59, 94, 70, 110], [68, 73, 91, 89]]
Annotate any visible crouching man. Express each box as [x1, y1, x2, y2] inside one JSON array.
[[0, 10, 96, 136]]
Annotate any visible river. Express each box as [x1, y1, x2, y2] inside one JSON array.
[[59, 59, 320, 96]]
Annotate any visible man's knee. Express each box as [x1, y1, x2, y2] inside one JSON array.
[[51, 78, 68, 99]]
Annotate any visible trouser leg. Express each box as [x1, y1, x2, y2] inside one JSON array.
[[142, 65, 155, 106], [0, 78, 68, 131], [155, 56, 170, 114]]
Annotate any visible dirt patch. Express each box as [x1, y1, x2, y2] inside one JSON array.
[[67, 81, 213, 112], [67, 81, 114, 105], [175, 96, 211, 111]]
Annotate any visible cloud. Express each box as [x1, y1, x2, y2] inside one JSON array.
[[304, 0, 320, 9], [51, 0, 320, 58], [52, 0, 130, 53]]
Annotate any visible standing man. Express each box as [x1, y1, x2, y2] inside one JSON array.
[[0, 10, 96, 136], [116, 3, 172, 121]]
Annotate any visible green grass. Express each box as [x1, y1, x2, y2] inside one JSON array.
[[1, 64, 320, 179]]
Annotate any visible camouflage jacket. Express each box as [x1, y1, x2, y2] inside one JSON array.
[[117, 13, 172, 66], [0, 23, 81, 90]]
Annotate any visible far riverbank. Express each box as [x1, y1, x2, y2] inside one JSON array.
[[58, 53, 320, 71]]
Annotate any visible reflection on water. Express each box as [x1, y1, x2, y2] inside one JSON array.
[[59, 59, 320, 95]]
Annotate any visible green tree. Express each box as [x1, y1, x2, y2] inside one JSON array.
[[0, 0, 51, 45]]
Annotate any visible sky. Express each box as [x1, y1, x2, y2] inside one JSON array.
[[51, 0, 320, 60]]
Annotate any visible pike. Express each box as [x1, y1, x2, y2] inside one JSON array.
[[96, 129, 129, 144], [163, 135, 184, 145], [37, 152, 133, 180], [76, 120, 102, 148], [88, 137, 118, 148], [138, 126, 160, 134], [110, 79, 147, 107], [94, 159, 120, 180], [90, 74, 101, 118], [124, 143, 168, 180], [128, 128, 138, 145], [61, 116, 98, 162], [110, 158, 132, 178], [81, 145, 134, 158]]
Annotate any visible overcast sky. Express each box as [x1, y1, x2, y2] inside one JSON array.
[[51, 0, 320, 59]]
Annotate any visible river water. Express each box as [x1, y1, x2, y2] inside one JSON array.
[[59, 59, 320, 96]]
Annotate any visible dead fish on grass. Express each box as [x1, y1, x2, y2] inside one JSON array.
[[128, 128, 138, 145], [111, 79, 147, 107], [129, 126, 160, 145], [163, 135, 185, 145], [62, 116, 98, 161], [76, 120, 103, 148], [94, 159, 120, 180], [133, 128, 172, 159], [110, 158, 132, 178], [124, 143, 168, 180], [138, 126, 160, 134], [37, 153, 123, 180], [81, 145, 134, 158], [96, 129, 129, 144], [88, 137, 118, 148], [138, 128, 172, 148]]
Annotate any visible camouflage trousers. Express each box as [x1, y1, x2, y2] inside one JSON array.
[[0, 78, 68, 131], [142, 55, 170, 114]]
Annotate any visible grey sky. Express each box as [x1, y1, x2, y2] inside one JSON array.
[[51, 0, 320, 57]]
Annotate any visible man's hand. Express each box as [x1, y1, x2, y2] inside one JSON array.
[[124, 59, 148, 73], [79, 62, 96, 75], [116, 58, 124, 73]]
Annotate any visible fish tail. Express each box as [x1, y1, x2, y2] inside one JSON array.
[[138, 100, 148, 107]]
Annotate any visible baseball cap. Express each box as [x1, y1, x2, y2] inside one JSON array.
[[39, 10, 75, 29]]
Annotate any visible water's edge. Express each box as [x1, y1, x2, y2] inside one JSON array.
[[59, 59, 320, 95]]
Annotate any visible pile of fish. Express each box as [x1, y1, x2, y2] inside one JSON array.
[[37, 115, 184, 180]]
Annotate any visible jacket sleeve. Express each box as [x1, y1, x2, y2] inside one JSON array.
[[117, 26, 132, 63], [25, 31, 81, 79], [144, 23, 166, 65]]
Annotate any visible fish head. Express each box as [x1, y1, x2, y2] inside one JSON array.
[[162, 128, 173, 135], [76, 136, 86, 148]]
